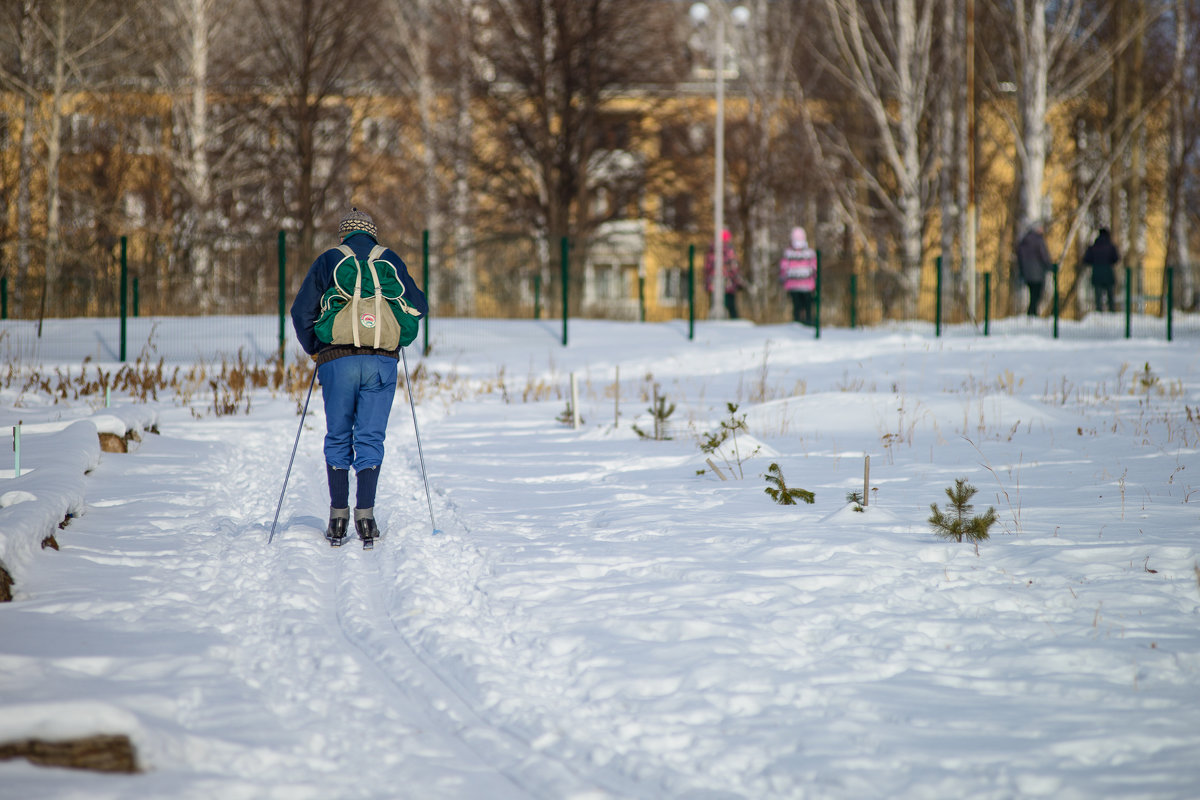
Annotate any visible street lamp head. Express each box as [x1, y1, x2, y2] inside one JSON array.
[[689, 2, 711, 24], [730, 5, 751, 26]]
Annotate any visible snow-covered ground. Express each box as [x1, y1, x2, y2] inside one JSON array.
[[1, 315, 1199, 799]]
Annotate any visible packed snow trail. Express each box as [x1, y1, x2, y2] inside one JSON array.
[[2, 405, 633, 799]]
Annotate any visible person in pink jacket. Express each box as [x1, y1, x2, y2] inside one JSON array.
[[704, 229, 745, 319], [779, 227, 817, 325]]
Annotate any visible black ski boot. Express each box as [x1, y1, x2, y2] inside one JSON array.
[[355, 507, 379, 550], [326, 506, 350, 547]]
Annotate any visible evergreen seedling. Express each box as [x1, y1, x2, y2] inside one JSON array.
[[633, 388, 675, 440], [699, 403, 758, 478], [928, 478, 997, 543], [845, 490, 865, 512], [764, 463, 815, 505]]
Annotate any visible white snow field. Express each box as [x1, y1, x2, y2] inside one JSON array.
[[1, 315, 1199, 799]]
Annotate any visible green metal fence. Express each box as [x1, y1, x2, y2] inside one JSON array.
[[1, 231, 1195, 366]]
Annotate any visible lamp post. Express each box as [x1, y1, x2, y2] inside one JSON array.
[[690, 2, 749, 320]]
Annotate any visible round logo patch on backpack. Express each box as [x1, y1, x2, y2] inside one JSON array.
[[360, 312, 377, 329]]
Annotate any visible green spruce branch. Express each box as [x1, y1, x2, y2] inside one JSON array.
[[764, 463, 815, 505]]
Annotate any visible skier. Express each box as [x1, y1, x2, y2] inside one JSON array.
[[779, 227, 817, 325], [290, 208, 428, 547]]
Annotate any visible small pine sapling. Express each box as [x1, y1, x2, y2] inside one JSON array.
[[556, 400, 581, 426], [845, 490, 865, 512], [699, 402, 759, 478], [633, 386, 675, 440], [764, 463, 815, 505], [928, 477, 998, 543]]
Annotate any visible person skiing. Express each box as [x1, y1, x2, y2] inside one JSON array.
[[290, 207, 428, 547], [704, 229, 745, 319], [779, 226, 817, 325], [1015, 221, 1055, 317], [1082, 227, 1120, 313]]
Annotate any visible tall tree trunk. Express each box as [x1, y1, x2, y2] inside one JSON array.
[[1165, 0, 1192, 306], [938, 0, 959, 305], [39, 0, 70, 335], [16, 0, 37, 284], [453, 2, 475, 314], [184, 0, 214, 309], [1016, 0, 1049, 233]]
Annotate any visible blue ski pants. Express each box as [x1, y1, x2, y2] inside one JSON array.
[[317, 354, 398, 472]]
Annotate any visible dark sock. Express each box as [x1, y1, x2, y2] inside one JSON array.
[[327, 464, 350, 508], [356, 466, 380, 509]]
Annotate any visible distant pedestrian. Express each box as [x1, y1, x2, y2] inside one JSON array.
[[290, 208, 428, 547], [779, 227, 817, 325], [1016, 221, 1054, 316], [704, 229, 745, 319], [1082, 228, 1120, 313]]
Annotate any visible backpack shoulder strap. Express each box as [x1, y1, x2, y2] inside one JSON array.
[[330, 244, 362, 300]]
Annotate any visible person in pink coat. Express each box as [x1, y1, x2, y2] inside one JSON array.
[[779, 227, 817, 325], [704, 229, 745, 319]]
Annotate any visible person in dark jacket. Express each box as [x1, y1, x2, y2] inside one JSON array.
[[290, 208, 428, 546], [1015, 221, 1054, 316], [1083, 228, 1120, 313]]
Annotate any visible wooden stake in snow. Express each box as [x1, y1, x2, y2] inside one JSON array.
[[706, 458, 728, 481], [614, 365, 620, 426], [570, 373, 580, 430], [863, 454, 870, 507]]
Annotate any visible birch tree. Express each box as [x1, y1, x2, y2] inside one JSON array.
[[1163, 0, 1197, 307], [377, 0, 475, 312], [721, 0, 808, 318], [812, 0, 936, 312], [153, 0, 241, 309], [9, 0, 131, 329]]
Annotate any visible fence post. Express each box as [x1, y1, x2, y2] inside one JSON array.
[[688, 244, 695, 341], [1, 276, 7, 320], [1052, 264, 1059, 340], [277, 230, 286, 361], [814, 249, 822, 340], [849, 274, 857, 330], [133, 277, 140, 318], [119, 236, 128, 362], [983, 272, 991, 336], [1166, 266, 1174, 342], [935, 255, 943, 337], [1124, 266, 1132, 339], [561, 236, 569, 347], [639, 275, 646, 322], [422, 229, 430, 355], [534, 273, 542, 320]]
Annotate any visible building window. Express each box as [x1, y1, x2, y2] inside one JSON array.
[[660, 267, 686, 302]]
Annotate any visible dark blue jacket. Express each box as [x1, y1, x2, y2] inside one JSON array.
[[290, 232, 428, 356], [1083, 233, 1120, 288]]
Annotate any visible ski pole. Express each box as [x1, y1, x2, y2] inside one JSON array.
[[401, 347, 441, 535], [268, 366, 317, 543]]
